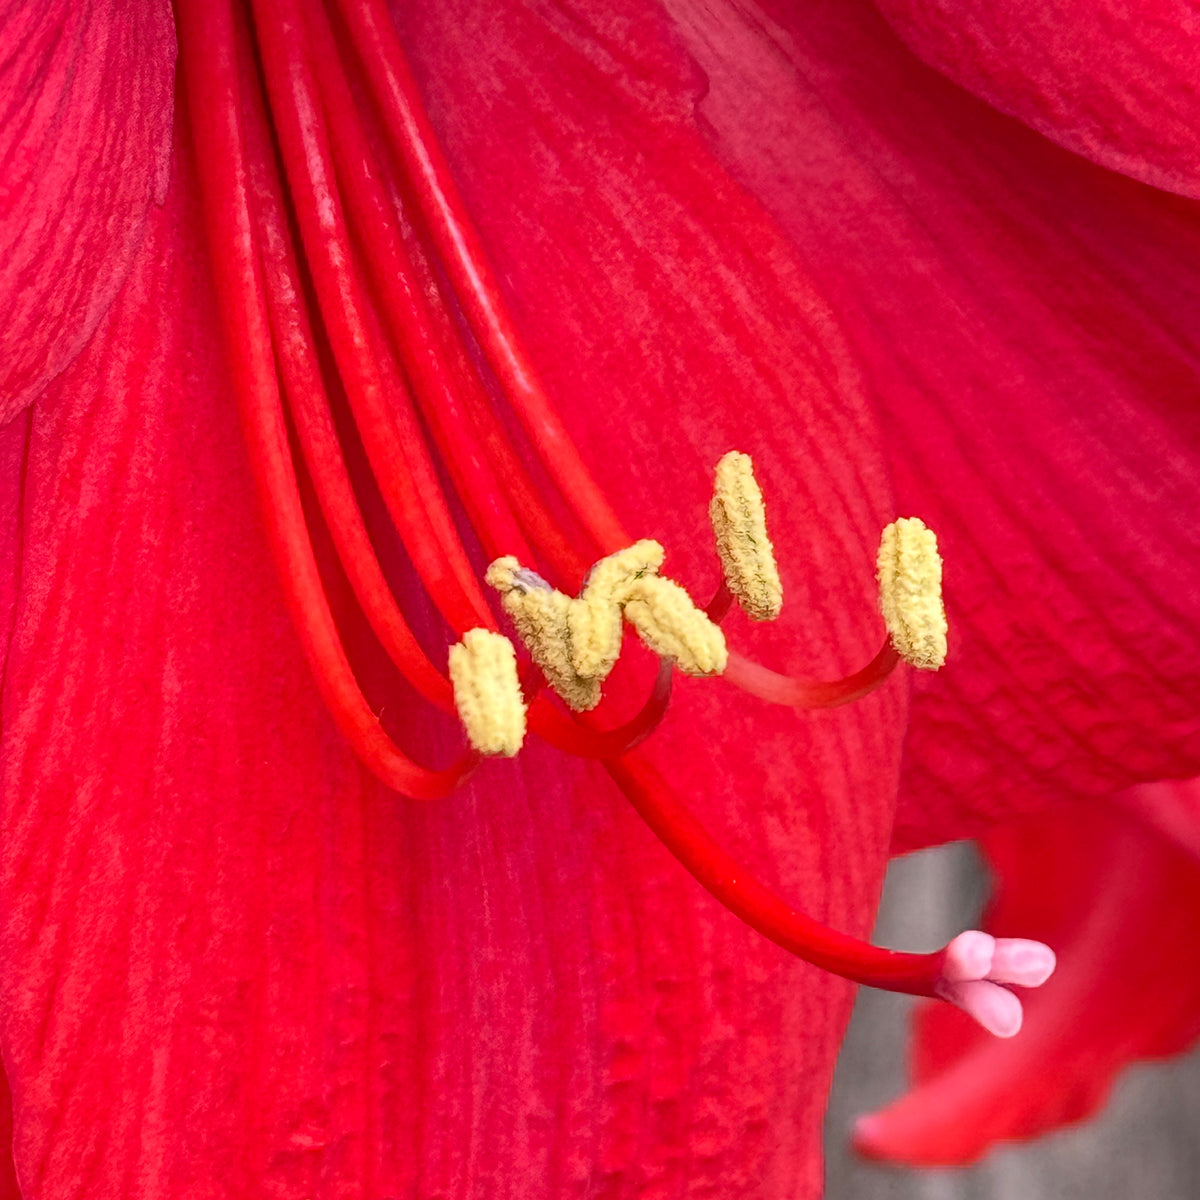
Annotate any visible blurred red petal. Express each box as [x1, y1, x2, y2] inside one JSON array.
[[874, 0, 1200, 196], [0, 1064, 18, 1200], [0, 1, 175, 421], [856, 789, 1200, 1165]]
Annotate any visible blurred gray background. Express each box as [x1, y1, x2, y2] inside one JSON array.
[[824, 844, 1200, 1198]]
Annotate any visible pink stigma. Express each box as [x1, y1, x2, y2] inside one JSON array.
[[934, 931, 1057, 1038]]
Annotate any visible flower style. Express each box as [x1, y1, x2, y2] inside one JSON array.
[[2, 0, 1199, 1197]]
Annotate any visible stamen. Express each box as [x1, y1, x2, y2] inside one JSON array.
[[710, 451, 783, 621], [302, 0, 533, 565], [177, 0, 476, 799], [449, 630, 526, 756], [623, 576, 729, 676], [568, 540, 665, 679], [486, 557, 602, 712], [240, 37, 453, 711], [333, 0, 631, 557], [877, 517, 948, 669], [249, 0, 494, 635]]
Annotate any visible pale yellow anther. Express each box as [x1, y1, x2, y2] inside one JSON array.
[[568, 540, 665, 679], [448, 629, 527, 756], [623, 575, 729, 676], [485, 557, 601, 711], [710, 451, 783, 621], [876, 517, 948, 670], [581, 540, 666, 597]]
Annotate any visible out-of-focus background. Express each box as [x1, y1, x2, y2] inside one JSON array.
[[824, 844, 1200, 1198]]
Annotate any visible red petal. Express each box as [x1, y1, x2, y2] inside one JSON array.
[[0, 0, 175, 421], [874, 0, 1200, 196], [854, 791, 1200, 1165]]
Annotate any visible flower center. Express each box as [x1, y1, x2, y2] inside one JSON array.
[[174, 0, 1052, 1034]]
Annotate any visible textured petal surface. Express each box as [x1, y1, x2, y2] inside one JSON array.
[[855, 791, 1200, 1165], [0, 0, 175, 421], [873, 0, 1200, 197], [0, 7, 906, 1196], [639, 0, 1200, 847]]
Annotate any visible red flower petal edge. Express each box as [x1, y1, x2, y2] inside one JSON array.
[[872, 0, 1200, 197], [854, 783, 1200, 1165]]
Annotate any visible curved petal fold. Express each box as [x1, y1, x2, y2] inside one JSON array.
[[873, 0, 1200, 197], [855, 789, 1200, 1165]]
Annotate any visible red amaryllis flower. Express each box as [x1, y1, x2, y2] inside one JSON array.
[[1, 2, 1197, 1199]]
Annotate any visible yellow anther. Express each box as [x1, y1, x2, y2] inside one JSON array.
[[710, 451, 783, 621], [485, 557, 601, 711], [623, 575, 729, 676], [581, 540, 666, 598], [484, 555, 545, 596], [448, 629, 526, 756], [568, 540, 665, 679], [876, 517, 948, 670]]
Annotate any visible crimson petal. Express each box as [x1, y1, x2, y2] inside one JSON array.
[[873, 0, 1200, 196], [855, 789, 1200, 1164], [0, 0, 175, 421]]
